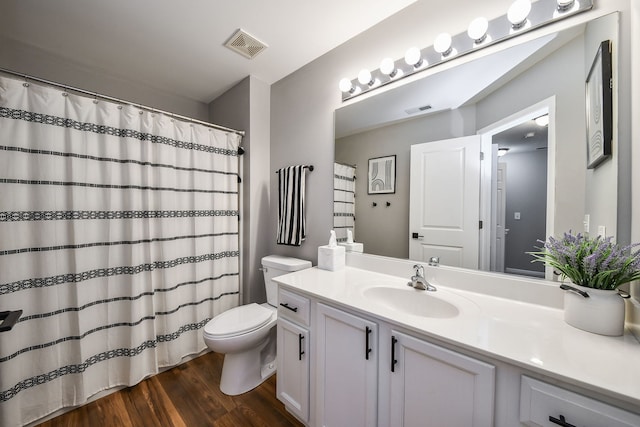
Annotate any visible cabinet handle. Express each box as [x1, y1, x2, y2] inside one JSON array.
[[365, 326, 372, 360], [549, 415, 576, 427], [391, 336, 398, 372], [298, 333, 305, 361], [280, 302, 298, 312]]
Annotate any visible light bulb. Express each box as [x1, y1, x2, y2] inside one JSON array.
[[557, 0, 575, 11], [404, 47, 423, 68], [339, 78, 354, 93], [467, 17, 489, 43], [380, 57, 397, 77], [508, 0, 531, 29], [358, 69, 373, 86], [434, 33, 453, 56]]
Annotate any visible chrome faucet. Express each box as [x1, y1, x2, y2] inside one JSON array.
[[408, 264, 437, 292]]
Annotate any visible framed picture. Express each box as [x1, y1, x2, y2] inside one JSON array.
[[585, 40, 613, 169], [368, 155, 396, 194]]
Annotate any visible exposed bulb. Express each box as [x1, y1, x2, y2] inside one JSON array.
[[557, 0, 575, 11], [380, 57, 397, 77], [404, 47, 423, 68], [339, 78, 354, 93], [467, 17, 489, 43], [434, 32, 453, 56], [508, 0, 531, 29], [535, 115, 549, 127], [357, 69, 374, 86]]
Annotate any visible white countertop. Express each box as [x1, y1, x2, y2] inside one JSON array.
[[274, 265, 640, 408]]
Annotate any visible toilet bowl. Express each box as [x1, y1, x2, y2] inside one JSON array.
[[203, 255, 311, 395]]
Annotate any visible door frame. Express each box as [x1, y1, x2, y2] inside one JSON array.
[[477, 96, 556, 280]]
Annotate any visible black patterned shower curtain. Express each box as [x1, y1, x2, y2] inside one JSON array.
[[0, 74, 241, 426]]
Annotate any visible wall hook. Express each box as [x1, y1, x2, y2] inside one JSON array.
[[386, 202, 391, 207], [372, 202, 377, 207]]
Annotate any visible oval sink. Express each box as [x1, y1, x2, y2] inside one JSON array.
[[363, 286, 459, 318]]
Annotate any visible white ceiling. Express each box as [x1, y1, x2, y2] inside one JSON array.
[[0, 0, 417, 103]]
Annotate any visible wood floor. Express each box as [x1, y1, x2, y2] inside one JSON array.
[[36, 352, 304, 427]]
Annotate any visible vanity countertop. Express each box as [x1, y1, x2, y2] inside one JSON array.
[[274, 265, 640, 408]]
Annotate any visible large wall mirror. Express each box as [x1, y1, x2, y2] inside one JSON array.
[[334, 12, 624, 280]]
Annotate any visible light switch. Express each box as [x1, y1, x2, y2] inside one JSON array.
[[598, 225, 606, 237], [583, 214, 590, 233], [514, 212, 521, 220]]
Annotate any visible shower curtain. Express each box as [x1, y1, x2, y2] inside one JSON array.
[[0, 74, 241, 426], [333, 163, 356, 242]]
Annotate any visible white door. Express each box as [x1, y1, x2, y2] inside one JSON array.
[[409, 136, 481, 268], [494, 162, 507, 272], [389, 331, 495, 427], [316, 303, 378, 427]]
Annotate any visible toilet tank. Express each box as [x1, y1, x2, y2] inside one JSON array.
[[262, 255, 312, 307]]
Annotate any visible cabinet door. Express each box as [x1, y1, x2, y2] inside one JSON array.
[[316, 303, 378, 427], [389, 330, 495, 427], [277, 317, 310, 422]]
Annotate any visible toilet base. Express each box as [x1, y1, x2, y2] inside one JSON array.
[[219, 328, 276, 395]]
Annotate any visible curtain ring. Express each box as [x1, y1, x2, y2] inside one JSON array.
[[22, 75, 30, 88], [93, 93, 99, 104]]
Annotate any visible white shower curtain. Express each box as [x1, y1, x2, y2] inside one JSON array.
[[0, 74, 241, 426], [333, 163, 356, 242]]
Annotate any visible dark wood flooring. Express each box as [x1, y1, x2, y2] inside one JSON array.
[[36, 352, 304, 427]]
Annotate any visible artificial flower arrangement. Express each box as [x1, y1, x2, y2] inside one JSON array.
[[529, 231, 640, 290]]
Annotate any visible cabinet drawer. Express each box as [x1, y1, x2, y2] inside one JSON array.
[[278, 288, 310, 326], [520, 376, 640, 427]]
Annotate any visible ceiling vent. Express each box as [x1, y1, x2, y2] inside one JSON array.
[[224, 29, 268, 60], [405, 104, 432, 115]]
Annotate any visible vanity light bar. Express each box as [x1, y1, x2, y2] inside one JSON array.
[[340, 0, 592, 101]]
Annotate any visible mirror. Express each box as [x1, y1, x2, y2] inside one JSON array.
[[334, 12, 622, 279]]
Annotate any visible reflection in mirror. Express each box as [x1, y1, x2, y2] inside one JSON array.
[[334, 13, 621, 280]]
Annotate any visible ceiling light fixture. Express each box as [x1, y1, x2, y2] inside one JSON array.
[[498, 148, 510, 157], [534, 115, 550, 126], [339, 0, 592, 101]]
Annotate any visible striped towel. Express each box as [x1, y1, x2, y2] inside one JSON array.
[[277, 165, 307, 246]]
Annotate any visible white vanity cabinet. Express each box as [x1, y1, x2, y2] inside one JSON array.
[[276, 289, 311, 423], [315, 303, 378, 427], [386, 330, 495, 427]]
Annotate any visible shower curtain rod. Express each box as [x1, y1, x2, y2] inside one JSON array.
[[0, 67, 245, 137]]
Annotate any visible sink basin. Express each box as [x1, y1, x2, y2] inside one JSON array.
[[363, 286, 459, 318]]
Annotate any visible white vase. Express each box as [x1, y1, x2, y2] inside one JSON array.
[[563, 286, 625, 336]]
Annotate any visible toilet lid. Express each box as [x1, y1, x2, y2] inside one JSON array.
[[204, 303, 274, 337]]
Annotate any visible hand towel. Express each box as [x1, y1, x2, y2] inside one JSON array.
[[277, 165, 307, 246]]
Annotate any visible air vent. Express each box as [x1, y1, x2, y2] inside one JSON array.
[[224, 29, 268, 60], [405, 104, 432, 115]]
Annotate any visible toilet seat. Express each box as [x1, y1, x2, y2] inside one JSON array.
[[204, 303, 274, 339]]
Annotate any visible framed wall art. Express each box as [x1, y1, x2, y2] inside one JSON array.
[[585, 39, 613, 169], [368, 155, 396, 194]]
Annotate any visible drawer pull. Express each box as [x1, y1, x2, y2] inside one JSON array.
[[549, 415, 576, 427], [280, 302, 298, 313], [391, 336, 398, 372], [365, 326, 372, 360], [298, 333, 305, 361]]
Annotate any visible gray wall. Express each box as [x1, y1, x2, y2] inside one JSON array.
[[0, 37, 209, 121], [209, 76, 271, 304], [501, 150, 547, 273], [335, 107, 476, 259]]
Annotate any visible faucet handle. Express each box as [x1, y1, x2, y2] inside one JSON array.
[[428, 256, 440, 267], [413, 264, 425, 277]]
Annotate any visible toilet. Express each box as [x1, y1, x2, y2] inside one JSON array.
[[203, 255, 312, 395]]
